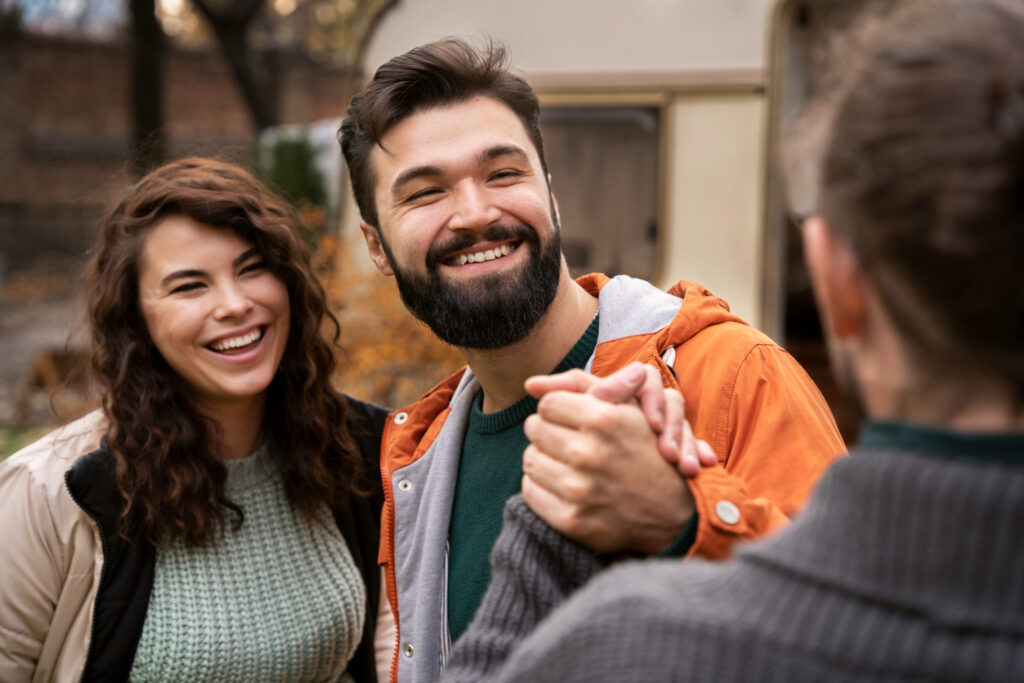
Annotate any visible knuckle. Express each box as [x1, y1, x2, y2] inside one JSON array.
[[523, 414, 541, 438], [565, 441, 594, 467], [564, 476, 595, 502], [522, 445, 536, 471], [585, 401, 620, 430], [559, 506, 586, 535]]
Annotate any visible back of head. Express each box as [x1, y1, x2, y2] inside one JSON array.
[[818, 0, 1024, 390], [339, 38, 546, 228]]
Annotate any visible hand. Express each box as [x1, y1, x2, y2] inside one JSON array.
[[525, 363, 717, 476], [520, 370, 694, 554]]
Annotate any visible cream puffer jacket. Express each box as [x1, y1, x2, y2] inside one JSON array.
[[0, 410, 107, 682], [1, 400, 389, 683]]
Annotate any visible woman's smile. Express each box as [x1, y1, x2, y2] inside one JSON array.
[[137, 215, 291, 412]]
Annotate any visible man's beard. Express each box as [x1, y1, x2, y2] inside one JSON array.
[[380, 218, 563, 350]]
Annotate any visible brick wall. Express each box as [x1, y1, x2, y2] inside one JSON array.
[[0, 30, 353, 274]]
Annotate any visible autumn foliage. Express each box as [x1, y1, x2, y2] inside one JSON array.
[[316, 234, 465, 410]]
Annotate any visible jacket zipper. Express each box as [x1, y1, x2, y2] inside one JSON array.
[[63, 470, 112, 682], [378, 414, 402, 683]]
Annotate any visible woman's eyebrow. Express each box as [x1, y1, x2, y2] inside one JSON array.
[[160, 268, 205, 287], [159, 248, 259, 287], [233, 248, 260, 266]]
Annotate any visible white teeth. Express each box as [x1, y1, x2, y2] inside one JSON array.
[[210, 329, 262, 351], [451, 243, 516, 266]]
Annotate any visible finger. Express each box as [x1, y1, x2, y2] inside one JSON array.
[[523, 414, 586, 465], [584, 362, 647, 404], [657, 389, 683, 465], [676, 419, 701, 477], [534, 390, 625, 431], [524, 369, 597, 399], [696, 439, 718, 467], [521, 473, 590, 544], [635, 365, 667, 433], [522, 443, 589, 502]]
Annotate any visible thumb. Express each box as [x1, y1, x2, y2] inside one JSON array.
[[586, 362, 647, 403]]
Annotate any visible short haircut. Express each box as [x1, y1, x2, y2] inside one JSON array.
[[339, 38, 547, 228], [817, 0, 1024, 387]]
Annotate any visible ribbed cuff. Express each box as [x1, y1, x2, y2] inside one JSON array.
[[445, 495, 609, 682]]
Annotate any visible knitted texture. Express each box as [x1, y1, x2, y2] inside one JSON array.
[[445, 495, 608, 681], [448, 440, 1024, 682], [129, 444, 365, 682]]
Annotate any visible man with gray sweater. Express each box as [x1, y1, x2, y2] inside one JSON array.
[[445, 0, 1024, 680]]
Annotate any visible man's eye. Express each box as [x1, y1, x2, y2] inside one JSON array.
[[170, 282, 203, 294], [490, 170, 520, 181], [408, 188, 440, 202]]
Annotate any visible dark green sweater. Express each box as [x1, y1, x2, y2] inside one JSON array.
[[446, 316, 599, 642]]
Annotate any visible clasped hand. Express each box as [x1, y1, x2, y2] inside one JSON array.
[[521, 362, 717, 555]]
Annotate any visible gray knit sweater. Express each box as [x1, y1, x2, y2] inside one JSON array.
[[446, 430, 1024, 682], [130, 444, 365, 682]]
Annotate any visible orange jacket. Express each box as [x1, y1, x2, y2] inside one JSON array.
[[377, 274, 845, 682]]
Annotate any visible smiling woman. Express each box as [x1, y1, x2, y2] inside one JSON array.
[[136, 216, 291, 424], [0, 158, 387, 682]]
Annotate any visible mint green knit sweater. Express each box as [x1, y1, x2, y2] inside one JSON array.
[[129, 444, 365, 682]]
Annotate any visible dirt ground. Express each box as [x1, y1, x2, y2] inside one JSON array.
[[0, 267, 91, 429]]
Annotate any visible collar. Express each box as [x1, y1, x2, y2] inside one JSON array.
[[858, 420, 1024, 466]]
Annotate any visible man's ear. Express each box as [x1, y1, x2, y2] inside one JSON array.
[[359, 221, 394, 276], [802, 215, 866, 339], [548, 178, 562, 226]]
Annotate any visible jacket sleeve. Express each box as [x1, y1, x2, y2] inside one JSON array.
[[683, 342, 846, 559], [0, 456, 68, 682]]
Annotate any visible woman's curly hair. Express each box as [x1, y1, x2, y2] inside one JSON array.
[[88, 157, 361, 546]]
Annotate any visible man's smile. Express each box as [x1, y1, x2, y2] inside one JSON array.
[[444, 241, 520, 266]]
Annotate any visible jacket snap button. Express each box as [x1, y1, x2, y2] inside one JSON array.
[[403, 643, 414, 658], [398, 480, 412, 492], [394, 412, 408, 424], [715, 500, 741, 525]]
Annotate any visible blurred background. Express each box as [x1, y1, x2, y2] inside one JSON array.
[[0, 0, 888, 457]]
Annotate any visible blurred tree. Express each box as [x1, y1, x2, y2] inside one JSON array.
[[261, 134, 326, 207], [189, 0, 275, 130], [258, 133, 328, 251], [12, 0, 396, 168], [129, 0, 166, 172], [325, 246, 465, 409], [0, 2, 22, 34], [161, 0, 396, 131]]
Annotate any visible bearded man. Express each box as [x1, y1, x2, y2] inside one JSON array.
[[339, 38, 844, 683]]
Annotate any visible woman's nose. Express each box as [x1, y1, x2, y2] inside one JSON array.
[[214, 283, 254, 319]]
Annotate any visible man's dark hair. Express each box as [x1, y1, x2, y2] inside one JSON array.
[[339, 38, 548, 228], [818, 0, 1024, 388]]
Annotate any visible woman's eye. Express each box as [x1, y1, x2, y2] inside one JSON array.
[[170, 282, 204, 294], [240, 261, 267, 275]]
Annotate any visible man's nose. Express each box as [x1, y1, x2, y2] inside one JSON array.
[[447, 182, 502, 231]]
